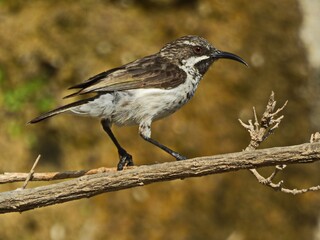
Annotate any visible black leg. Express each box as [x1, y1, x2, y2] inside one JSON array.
[[101, 119, 133, 170], [140, 135, 187, 161]]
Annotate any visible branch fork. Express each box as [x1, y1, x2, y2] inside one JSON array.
[[239, 91, 287, 151], [239, 91, 319, 194]]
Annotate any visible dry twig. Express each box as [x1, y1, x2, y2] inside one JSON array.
[[239, 91, 320, 194], [18, 155, 41, 190]]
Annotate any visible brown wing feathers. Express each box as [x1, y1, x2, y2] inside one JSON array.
[[65, 55, 186, 98]]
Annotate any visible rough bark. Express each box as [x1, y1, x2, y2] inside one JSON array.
[[0, 142, 319, 214]]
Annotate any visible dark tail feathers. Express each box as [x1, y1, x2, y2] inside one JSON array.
[[28, 96, 98, 124], [28, 105, 72, 124]]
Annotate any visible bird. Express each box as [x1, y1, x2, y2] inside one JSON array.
[[29, 35, 248, 170]]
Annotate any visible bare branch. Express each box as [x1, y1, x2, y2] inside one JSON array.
[[0, 167, 116, 184], [239, 92, 319, 195], [249, 168, 320, 195], [0, 142, 320, 213]]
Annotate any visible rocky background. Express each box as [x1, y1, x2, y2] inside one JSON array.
[[0, 0, 319, 239]]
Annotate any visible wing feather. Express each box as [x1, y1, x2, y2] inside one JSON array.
[[65, 54, 186, 98]]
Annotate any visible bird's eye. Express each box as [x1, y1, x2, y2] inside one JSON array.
[[193, 46, 203, 54]]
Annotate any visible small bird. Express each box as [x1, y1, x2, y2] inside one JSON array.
[[29, 35, 247, 170]]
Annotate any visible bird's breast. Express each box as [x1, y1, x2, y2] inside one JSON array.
[[111, 74, 201, 126]]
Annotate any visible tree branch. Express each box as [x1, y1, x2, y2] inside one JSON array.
[[0, 142, 320, 214]]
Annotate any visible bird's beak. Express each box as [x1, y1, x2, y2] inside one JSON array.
[[213, 50, 248, 66]]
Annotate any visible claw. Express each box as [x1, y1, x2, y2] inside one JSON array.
[[117, 153, 133, 171], [173, 152, 187, 161]]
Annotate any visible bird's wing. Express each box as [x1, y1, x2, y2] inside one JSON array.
[[65, 55, 186, 98]]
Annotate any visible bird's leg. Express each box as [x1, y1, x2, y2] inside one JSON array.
[[101, 119, 133, 170], [142, 137, 187, 160], [139, 123, 187, 161]]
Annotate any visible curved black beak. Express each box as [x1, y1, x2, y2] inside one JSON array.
[[213, 50, 248, 66]]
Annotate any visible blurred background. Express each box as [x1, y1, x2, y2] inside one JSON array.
[[0, 0, 319, 239]]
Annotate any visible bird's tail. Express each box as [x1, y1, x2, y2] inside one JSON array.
[[28, 97, 97, 124]]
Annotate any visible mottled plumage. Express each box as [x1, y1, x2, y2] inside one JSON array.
[[29, 35, 247, 170]]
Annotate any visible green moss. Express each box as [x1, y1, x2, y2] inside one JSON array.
[[3, 77, 54, 112]]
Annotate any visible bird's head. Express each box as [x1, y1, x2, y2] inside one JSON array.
[[160, 35, 248, 75]]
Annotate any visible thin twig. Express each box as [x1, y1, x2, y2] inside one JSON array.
[[18, 155, 41, 190]]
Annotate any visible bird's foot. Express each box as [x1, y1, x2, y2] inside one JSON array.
[[172, 152, 187, 161], [117, 152, 134, 171]]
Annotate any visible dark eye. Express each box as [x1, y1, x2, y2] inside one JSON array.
[[193, 46, 203, 54]]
